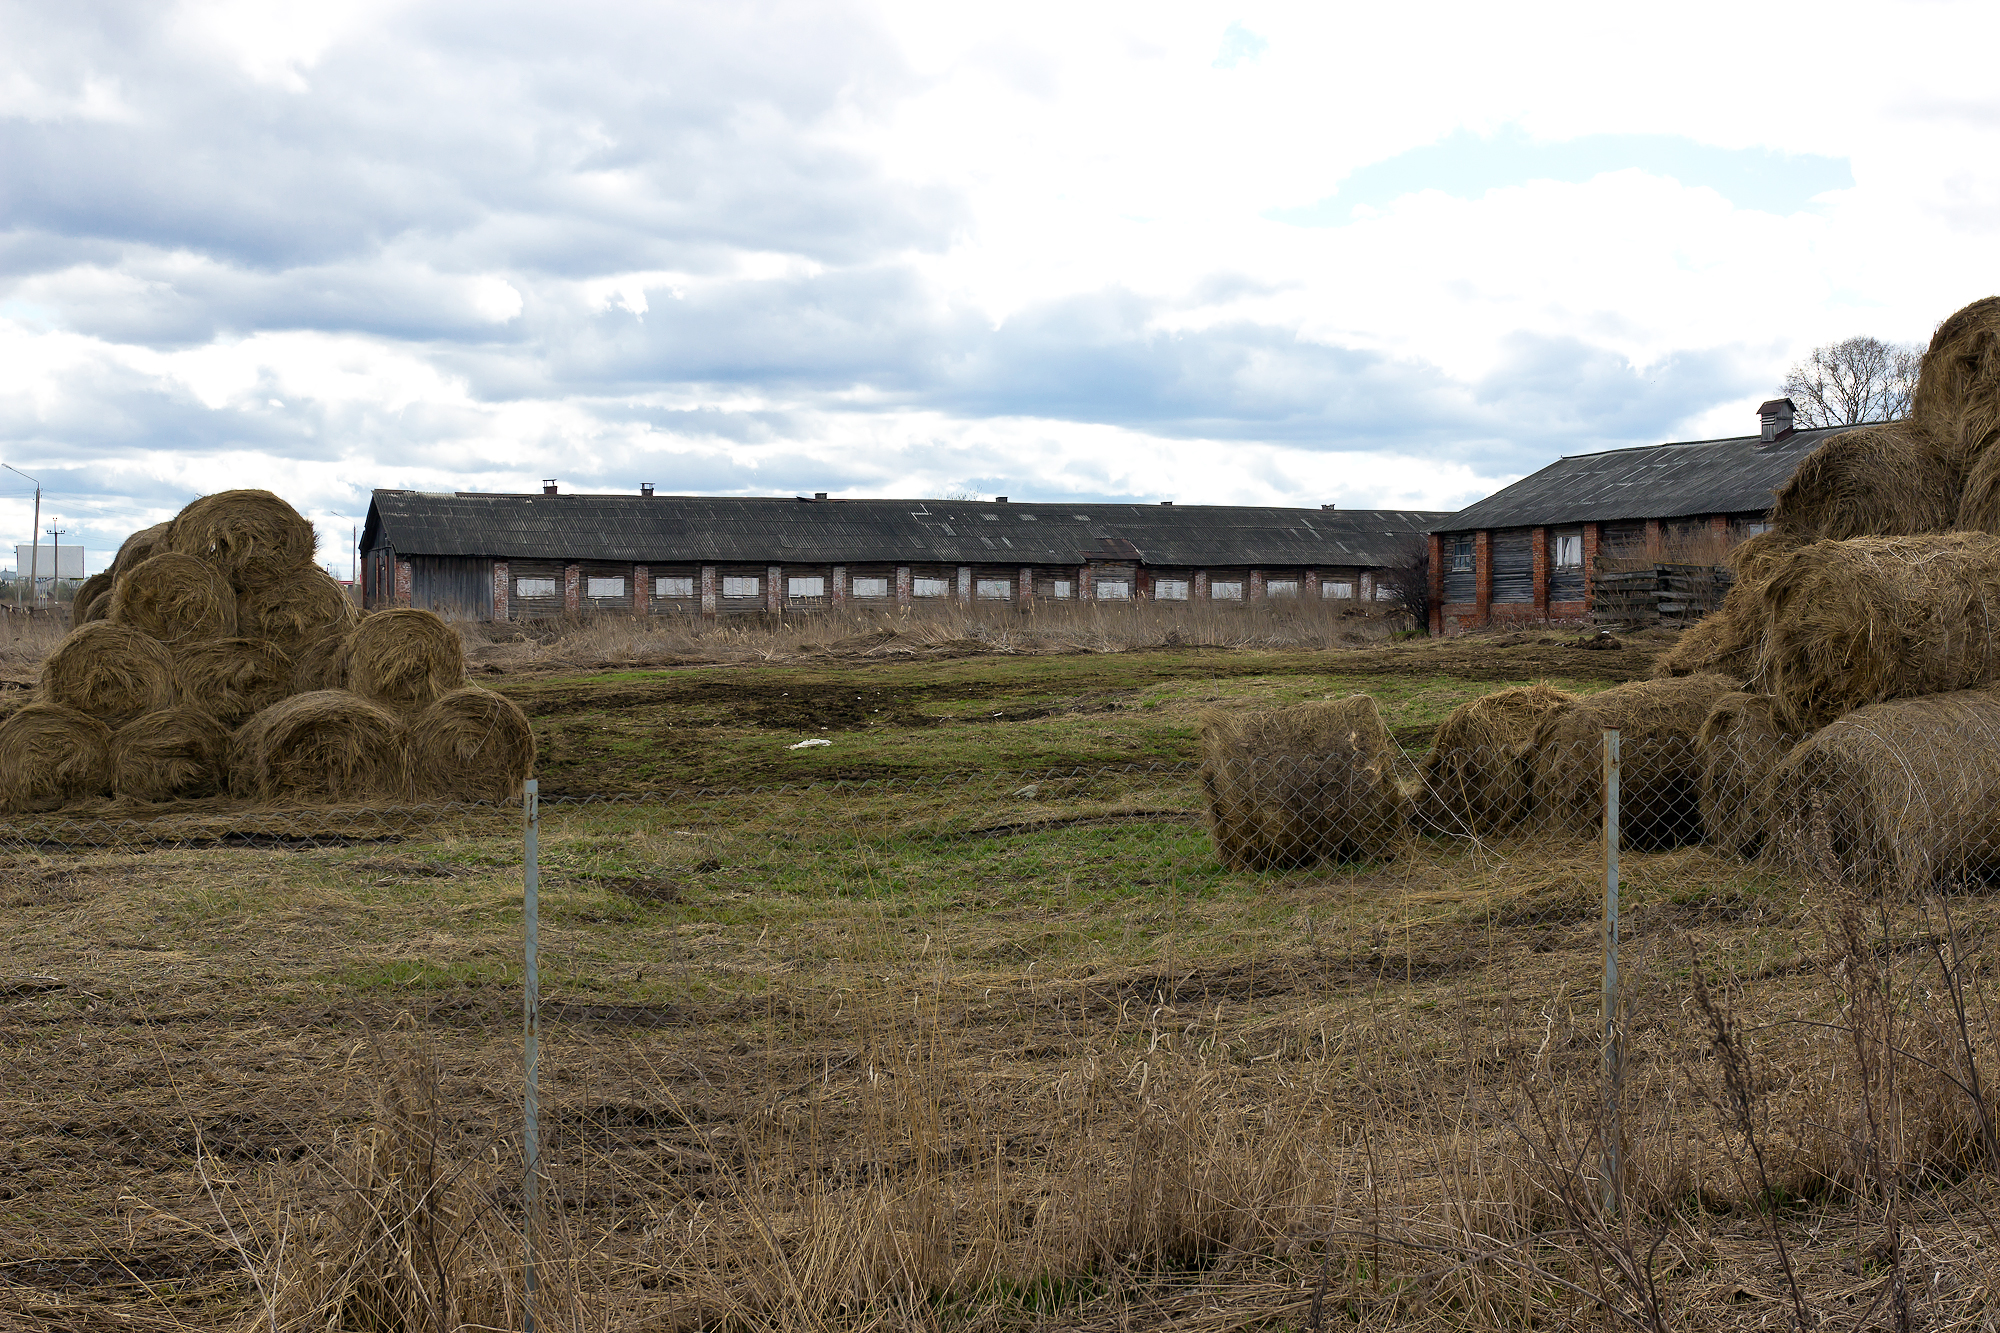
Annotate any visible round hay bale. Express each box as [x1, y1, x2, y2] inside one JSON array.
[[111, 521, 173, 578], [228, 690, 410, 804], [1654, 533, 1804, 682], [1771, 689, 2000, 894], [291, 632, 351, 693], [1697, 693, 1801, 859], [72, 571, 114, 625], [0, 702, 115, 813], [108, 552, 239, 646], [110, 705, 231, 803], [410, 687, 536, 802], [345, 608, 465, 715], [236, 566, 360, 657], [173, 639, 294, 728], [1769, 421, 1960, 543], [1916, 296, 2000, 470], [165, 489, 315, 587], [1751, 533, 2000, 732], [38, 621, 177, 727], [1529, 673, 1734, 849], [1417, 684, 1575, 835], [1199, 695, 1409, 869]]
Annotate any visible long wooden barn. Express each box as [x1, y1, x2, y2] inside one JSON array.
[[359, 488, 1447, 619]]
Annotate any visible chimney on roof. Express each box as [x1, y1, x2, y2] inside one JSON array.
[[1758, 398, 1796, 444], [1321, 503, 1338, 510], [543, 480, 558, 495], [640, 483, 654, 497], [1160, 500, 1173, 506], [995, 496, 1008, 503], [815, 492, 827, 500]]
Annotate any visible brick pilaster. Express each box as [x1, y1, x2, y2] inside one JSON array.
[[1582, 524, 1601, 612], [1531, 526, 1549, 620], [1473, 531, 1492, 625], [562, 564, 580, 615], [633, 565, 649, 618], [767, 566, 782, 613], [700, 565, 717, 618], [492, 560, 509, 621], [1426, 534, 1444, 634]]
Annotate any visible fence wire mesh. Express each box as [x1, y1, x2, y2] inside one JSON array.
[[4, 733, 2000, 1331]]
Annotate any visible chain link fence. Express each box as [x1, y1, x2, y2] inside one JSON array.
[[3, 728, 1998, 1330]]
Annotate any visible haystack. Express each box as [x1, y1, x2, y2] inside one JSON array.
[[109, 552, 239, 645], [1530, 674, 1734, 849], [0, 703, 115, 813], [110, 706, 231, 802], [1768, 421, 1960, 543], [111, 521, 172, 578], [292, 632, 350, 692], [1916, 296, 2000, 472], [345, 609, 466, 715], [38, 621, 177, 727], [165, 489, 316, 587], [1652, 533, 1796, 683], [1417, 684, 1574, 835], [410, 687, 536, 802], [237, 566, 361, 656], [229, 691, 410, 804], [1697, 693, 1800, 858], [1770, 689, 2000, 894], [72, 572, 114, 625], [1199, 695, 1409, 869], [173, 639, 294, 728], [1752, 533, 2000, 732]]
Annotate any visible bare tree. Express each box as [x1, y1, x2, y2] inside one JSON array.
[[1375, 536, 1431, 631], [1781, 336, 1922, 428]]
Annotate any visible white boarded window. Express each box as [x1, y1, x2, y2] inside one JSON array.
[[787, 576, 825, 598], [1267, 579, 1299, 598], [1154, 578, 1189, 601], [654, 576, 693, 597], [1210, 581, 1244, 600], [851, 576, 889, 598], [976, 578, 1011, 600], [516, 577, 557, 597], [722, 576, 760, 598], [1052, 580, 1072, 599], [913, 577, 950, 598], [1375, 584, 1396, 601], [1323, 580, 1354, 599], [1096, 579, 1130, 600], [586, 577, 625, 598]]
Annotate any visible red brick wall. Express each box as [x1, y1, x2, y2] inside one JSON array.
[[1531, 526, 1549, 617], [491, 561, 509, 621], [563, 564, 580, 615], [632, 565, 649, 617]]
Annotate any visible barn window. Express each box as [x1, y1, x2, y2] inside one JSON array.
[[516, 578, 557, 597], [1154, 579, 1189, 600], [1324, 580, 1353, 599], [1051, 580, 1072, 599], [1374, 584, 1396, 601], [851, 577, 889, 598], [654, 576, 693, 597], [722, 576, 760, 598], [1266, 579, 1299, 597], [1449, 538, 1474, 572], [1554, 535, 1583, 568], [787, 576, 825, 598], [1096, 580, 1131, 600], [1211, 581, 1244, 600], [587, 577, 624, 597], [913, 577, 950, 597], [976, 578, 1010, 599]]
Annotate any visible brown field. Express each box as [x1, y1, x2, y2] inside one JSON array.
[[4, 616, 1998, 1332]]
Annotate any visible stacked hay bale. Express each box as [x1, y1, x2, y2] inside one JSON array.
[[1530, 674, 1734, 849], [1417, 684, 1574, 836], [0, 489, 533, 814], [1199, 696, 1409, 869]]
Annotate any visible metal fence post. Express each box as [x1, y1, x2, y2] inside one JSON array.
[[522, 778, 541, 1331], [1601, 729, 1622, 1217]]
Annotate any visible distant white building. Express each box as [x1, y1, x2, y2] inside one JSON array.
[[11, 543, 86, 580]]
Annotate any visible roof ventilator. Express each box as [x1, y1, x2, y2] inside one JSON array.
[[542, 480, 558, 495], [1758, 398, 1796, 444], [640, 483, 654, 496]]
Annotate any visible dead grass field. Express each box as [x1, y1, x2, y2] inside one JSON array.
[[5, 628, 1998, 1332]]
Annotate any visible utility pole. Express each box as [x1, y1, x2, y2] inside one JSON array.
[[46, 525, 64, 611], [1, 464, 40, 612]]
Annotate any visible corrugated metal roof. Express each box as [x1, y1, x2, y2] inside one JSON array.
[[1439, 425, 1846, 534], [361, 492, 1450, 567]]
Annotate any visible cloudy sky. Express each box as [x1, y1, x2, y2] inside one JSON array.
[[4, 0, 1999, 576]]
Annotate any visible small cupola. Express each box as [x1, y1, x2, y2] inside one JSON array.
[[640, 483, 655, 497], [542, 479, 559, 495], [1758, 399, 1796, 444]]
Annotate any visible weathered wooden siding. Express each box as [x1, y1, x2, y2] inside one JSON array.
[[408, 555, 494, 618]]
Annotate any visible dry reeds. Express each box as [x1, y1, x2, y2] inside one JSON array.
[[166, 488, 316, 587], [0, 702, 115, 813], [174, 638, 294, 728], [110, 705, 230, 802], [1769, 420, 1961, 542], [1772, 688, 2000, 893], [1697, 692, 1800, 858], [1199, 695, 1408, 869], [37, 620, 177, 726], [1530, 673, 1733, 848], [109, 552, 239, 646], [409, 687, 535, 802], [229, 690, 409, 804], [1417, 684, 1574, 835], [1753, 533, 2000, 732], [237, 566, 359, 656], [346, 609, 466, 716]]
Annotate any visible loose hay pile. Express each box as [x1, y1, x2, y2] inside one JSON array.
[[1696, 693, 1799, 858], [39, 622, 178, 727], [109, 552, 239, 645], [1772, 689, 2000, 893], [410, 687, 536, 802], [110, 706, 231, 802], [230, 691, 411, 804], [1418, 684, 1573, 835], [0, 703, 116, 813], [1200, 696, 1409, 869], [346, 608, 466, 716], [1530, 674, 1733, 849]]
